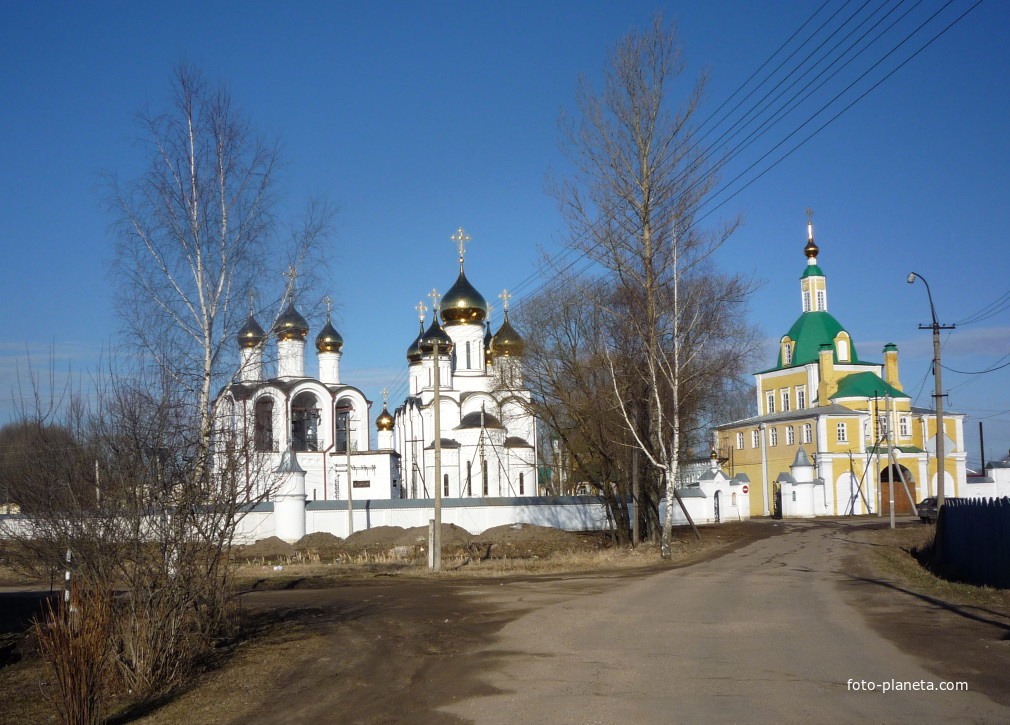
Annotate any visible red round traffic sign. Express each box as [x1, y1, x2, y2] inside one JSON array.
[[742, 485, 749, 494]]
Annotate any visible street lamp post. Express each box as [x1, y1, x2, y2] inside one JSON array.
[[906, 272, 955, 513]]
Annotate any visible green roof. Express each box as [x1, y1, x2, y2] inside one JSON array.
[[831, 371, 909, 400], [768, 311, 860, 370], [800, 264, 824, 278]]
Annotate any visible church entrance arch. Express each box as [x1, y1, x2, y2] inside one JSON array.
[[879, 464, 916, 516]]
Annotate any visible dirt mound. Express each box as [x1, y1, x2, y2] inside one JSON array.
[[239, 536, 295, 560], [296, 532, 343, 546], [403, 523, 473, 548], [295, 532, 345, 559], [471, 524, 603, 559], [479, 523, 580, 543], [344, 526, 412, 549]]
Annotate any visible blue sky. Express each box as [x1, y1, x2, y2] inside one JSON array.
[[2, 0, 1008, 468]]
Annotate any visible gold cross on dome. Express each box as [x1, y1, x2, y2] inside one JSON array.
[[451, 227, 471, 263], [428, 287, 441, 312], [805, 207, 814, 239], [247, 291, 256, 315], [322, 295, 333, 319], [381, 388, 389, 406], [498, 289, 512, 311], [281, 265, 299, 299], [414, 300, 428, 322]]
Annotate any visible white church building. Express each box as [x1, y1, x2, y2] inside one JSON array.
[[217, 236, 541, 540]]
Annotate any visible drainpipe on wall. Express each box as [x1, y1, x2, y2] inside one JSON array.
[[760, 423, 770, 516]]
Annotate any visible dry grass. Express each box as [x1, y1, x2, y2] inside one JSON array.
[[863, 524, 1010, 611]]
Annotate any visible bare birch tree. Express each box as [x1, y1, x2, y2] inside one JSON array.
[[108, 65, 330, 481], [554, 17, 751, 557]]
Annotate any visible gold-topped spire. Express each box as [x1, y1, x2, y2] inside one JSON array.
[[451, 227, 471, 265], [415, 300, 428, 323], [498, 289, 512, 311], [803, 208, 819, 259]]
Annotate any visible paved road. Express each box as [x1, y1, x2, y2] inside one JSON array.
[[445, 521, 1010, 724]]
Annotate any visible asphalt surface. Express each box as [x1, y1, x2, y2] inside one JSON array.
[[444, 520, 1010, 724]]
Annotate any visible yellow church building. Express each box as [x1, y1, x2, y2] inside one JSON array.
[[713, 219, 966, 518]]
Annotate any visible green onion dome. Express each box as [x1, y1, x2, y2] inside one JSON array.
[[274, 300, 309, 341], [237, 314, 265, 349], [406, 321, 424, 364], [491, 311, 525, 357], [419, 316, 454, 354], [315, 319, 344, 353], [440, 266, 487, 326]]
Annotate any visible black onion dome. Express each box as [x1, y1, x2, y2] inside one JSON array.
[[237, 314, 265, 349], [376, 406, 394, 432], [491, 311, 525, 357], [406, 321, 424, 364], [484, 321, 494, 364], [419, 317, 454, 354], [440, 266, 487, 326], [274, 300, 309, 341], [315, 319, 344, 353]]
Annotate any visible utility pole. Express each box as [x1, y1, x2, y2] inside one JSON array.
[[428, 288, 444, 571], [907, 272, 955, 513]]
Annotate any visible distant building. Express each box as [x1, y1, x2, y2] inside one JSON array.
[[713, 218, 966, 518]]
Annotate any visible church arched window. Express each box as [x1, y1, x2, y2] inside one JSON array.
[[291, 392, 320, 452], [254, 397, 274, 452], [335, 397, 357, 453]]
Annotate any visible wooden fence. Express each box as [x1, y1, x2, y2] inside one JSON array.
[[932, 497, 1010, 589]]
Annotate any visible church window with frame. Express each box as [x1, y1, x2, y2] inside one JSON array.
[[466, 460, 472, 496], [817, 289, 826, 311], [796, 387, 806, 410], [770, 428, 779, 446], [752, 430, 760, 448], [786, 426, 795, 446], [836, 422, 848, 442], [482, 460, 489, 496], [783, 342, 793, 365], [519, 472, 525, 495], [803, 291, 811, 313], [802, 423, 813, 444], [766, 392, 775, 414], [444, 474, 449, 497], [291, 392, 321, 452], [736, 432, 745, 450], [254, 397, 274, 452], [899, 416, 910, 438], [781, 389, 790, 412], [465, 341, 472, 369]]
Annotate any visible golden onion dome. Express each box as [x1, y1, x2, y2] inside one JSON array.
[[315, 319, 344, 353], [491, 311, 525, 357], [419, 316, 454, 354], [275, 300, 309, 341], [376, 405, 394, 432], [237, 314, 265, 349], [804, 237, 819, 259], [406, 321, 424, 364], [440, 266, 487, 326]]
